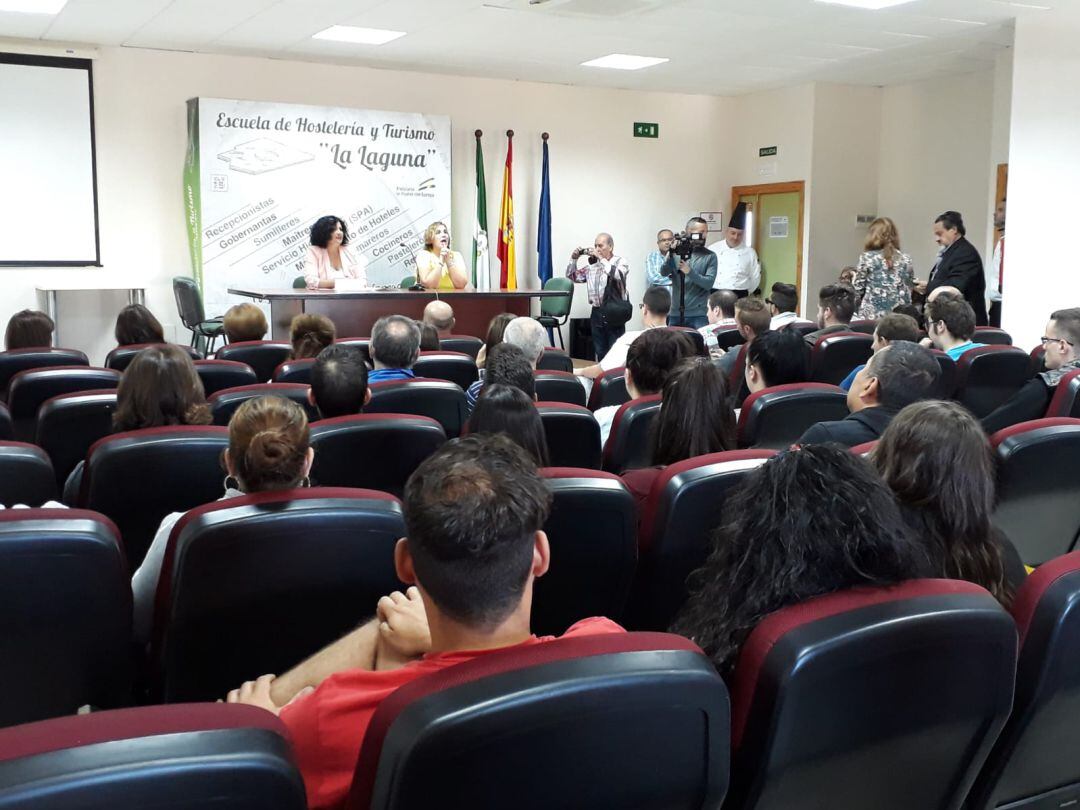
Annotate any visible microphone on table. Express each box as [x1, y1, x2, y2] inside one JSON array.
[[400, 242, 427, 291]]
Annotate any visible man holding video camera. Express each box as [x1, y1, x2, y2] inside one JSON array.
[[566, 233, 630, 360], [661, 216, 718, 329]]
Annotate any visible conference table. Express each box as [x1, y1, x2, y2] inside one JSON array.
[[228, 287, 569, 339]]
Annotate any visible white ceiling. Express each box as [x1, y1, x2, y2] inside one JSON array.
[[0, 0, 1050, 95]]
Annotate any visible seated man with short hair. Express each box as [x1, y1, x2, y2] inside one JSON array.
[[804, 283, 856, 347], [717, 296, 772, 379], [767, 282, 799, 330], [476, 343, 536, 400], [309, 345, 370, 419], [226, 434, 623, 810], [743, 328, 810, 394], [924, 297, 984, 361], [699, 290, 738, 359], [838, 311, 920, 391], [796, 341, 940, 447], [576, 286, 672, 380], [368, 314, 421, 384], [466, 316, 547, 411], [422, 300, 456, 339]]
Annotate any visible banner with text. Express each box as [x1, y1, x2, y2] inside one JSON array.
[[184, 97, 452, 316]]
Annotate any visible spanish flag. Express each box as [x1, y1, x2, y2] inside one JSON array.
[[497, 132, 516, 290]]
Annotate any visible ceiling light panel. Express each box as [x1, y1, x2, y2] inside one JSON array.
[[312, 25, 406, 44], [581, 53, 668, 70], [0, 0, 67, 12], [814, 0, 916, 9]]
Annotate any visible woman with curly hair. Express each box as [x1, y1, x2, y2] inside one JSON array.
[[303, 215, 368, 290]]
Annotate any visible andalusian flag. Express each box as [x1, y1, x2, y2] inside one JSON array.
[[472, 132, 490, 291], [497, 131, 516, 290]]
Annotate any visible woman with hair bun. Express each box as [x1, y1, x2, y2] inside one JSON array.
[[131, 396, 314, 640]]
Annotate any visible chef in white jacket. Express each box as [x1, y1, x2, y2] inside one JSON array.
[[708, 202, 761, 297]]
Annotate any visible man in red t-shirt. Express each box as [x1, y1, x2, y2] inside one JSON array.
[[227, 433, 624, 809]]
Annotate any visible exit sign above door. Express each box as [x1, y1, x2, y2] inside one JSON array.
[[634, 122, 659, 138], [759, 145, 778, 157]]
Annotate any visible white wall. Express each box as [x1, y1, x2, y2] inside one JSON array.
[[1, 45, 734, 362]]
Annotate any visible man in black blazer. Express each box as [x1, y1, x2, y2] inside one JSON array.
[[926, 211, 988, 325]]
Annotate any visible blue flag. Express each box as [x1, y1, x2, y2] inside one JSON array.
[[537, 137, 552, 286]]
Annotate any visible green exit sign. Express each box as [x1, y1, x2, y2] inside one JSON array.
[[759, 145, 778, 157], [634, 122, 659, 139]]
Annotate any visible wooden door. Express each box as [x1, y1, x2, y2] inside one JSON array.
[[731, 181, 805, 313]]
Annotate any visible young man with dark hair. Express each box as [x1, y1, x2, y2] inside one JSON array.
[[838, 312, 920, 391], [479, 343, 536, 400], [804, 284, 856, 347], [309, 345, 370, 419], [576, 285, 671, 380], [767, 282, 798, 330], [368, 314, 421, 383], [227, 434, 623, 809], [467, 317, 547, 412], [924, 297, 984, 360], [717, 296, 772, 379], [744, 328, 810, 393], [706, 290, 738, 326], [796, 341, 940, 447], [983, 307, 1080, 434]]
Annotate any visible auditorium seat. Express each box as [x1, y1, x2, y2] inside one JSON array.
[[35, 389, 117, 487], [346, 632, 729, 810], [727, 343, 750, 394], [738, 383, 849, 449], [601, 394, 661, 473], [193, 358, 258, 395], [533, 370, 587, 407], [1029, 344, 1047, 376], [849, 440, 878, 456], [366, 379, 468, 437], [153, 488, 405, 702], [0, 347, 89, 399], [310, 414, 447, 496], [78, 425, 230, 569], [1044, 368, 1080, 418], [967, 551, 1080, 810], [208, 383, 320, 426], [726, 580, 1016, 810], [974, 326, 1013, 346], [628, 450, 775, 631], [714, 326, 745, 351], [847, 318, 877, 335], [535, 469, 637, 634], [412, 351, 479, 390], [215, 340, 292, 382], [665, 325, 707, 355], [991, 418, 1080, 565], [536, 348, 573, 373], [7, 366, 121, 442], [104, 343, 201, 372], [929, 348, 959, 399], [0, 402, 10, 441], [586, 366, 630, 412], [955, 345, 1034, 418], [440, 334, 483, 358], [270, 358, 314, 385], [336, 336, 372, 364], [0, 509, 130, 727], [809, 331, 872, 386], [0, 442, 56, 507], [786, 320, 819, 337], [536, 403, 602, 469], [0, 704, 305, 808]]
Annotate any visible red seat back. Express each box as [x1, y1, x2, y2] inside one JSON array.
[[737, 383, 848, 449], [810, 332, 873, 386], [954, 345, 1031, 418], [602, 394, 662, 473]]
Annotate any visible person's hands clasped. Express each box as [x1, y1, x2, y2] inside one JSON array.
[[377, 587, 432, 663]]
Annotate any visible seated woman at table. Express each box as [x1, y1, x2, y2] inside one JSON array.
[[415, 221, 470, 290], [303, 215, 368, 290]]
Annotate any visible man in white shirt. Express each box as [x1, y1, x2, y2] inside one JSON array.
[[709, 202, 761, 297], [988, 198, 1005, 327], [699, 290, 738, 359], [575, 286, 670, 380], [767, 282, 799, 330]]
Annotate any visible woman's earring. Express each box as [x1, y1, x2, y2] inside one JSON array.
[[223, 474, 240, 493]]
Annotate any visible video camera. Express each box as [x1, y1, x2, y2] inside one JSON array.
[[669, 230, 705, 261]]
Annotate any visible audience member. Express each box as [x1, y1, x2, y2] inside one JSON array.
[[416, 320, 440, 351], [222, 303, 268, 343], [671, 444, 929, 677], [476, 312, 515, 369], [924, 297, 984, 360], [289, 313, 336, 360], [852, 217, 914, 319], [576, 286, 671, 380], [838, 311, 920, 391], [796, 341, 939, 447], [422, 300, 456, 339], [368, 315, 421, 383], [743, 328, 809, 394], [982, 307, 1080, 434], [466, 317, 545, 410], [621, 357, 737, 509], [475, 343, 536, 401], [804, 283, 856, 346], [113, 345, 212, 432], [467, 384, 550, 466], [132, 396, 314, 640], [699, 289, 738, 358], [767, 282, 799, 330], [874, 400, 1024, 602], [644, 228, 674, 289], [227, 434, 623, 809], [595, 329, 695, 448], [4, 309, 53, 350], [892, 302, 925, 331], [114, 304, 165, 346], [309, 345, 370, 419], [717, 297, 772, 379]]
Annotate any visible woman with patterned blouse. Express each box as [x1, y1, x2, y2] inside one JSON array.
[[852, 217, 914, 319]]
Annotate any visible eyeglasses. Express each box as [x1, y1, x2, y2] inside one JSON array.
[[1041, 336, 1075, 347]]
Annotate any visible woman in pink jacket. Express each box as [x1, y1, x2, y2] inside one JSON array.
[[303, 215, 368, 290]]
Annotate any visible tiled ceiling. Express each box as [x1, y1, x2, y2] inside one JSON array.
[[0, 0, 1051, 94]]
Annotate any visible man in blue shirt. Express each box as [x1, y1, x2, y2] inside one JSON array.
[[368, 315, 420, 384], [644, 229, 674, 289], [839, 311, 920, 391], [925, 297, 985, 361]]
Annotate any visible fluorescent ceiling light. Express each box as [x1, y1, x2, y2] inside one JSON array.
[[581, 53, 668, 71], [815, 0, 916, 8], [0, 0, 67, 12], [312, 25, 406, 45]]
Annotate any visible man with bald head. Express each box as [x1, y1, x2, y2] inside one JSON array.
[[567, 232, 630, 360], [422, 300, 455, 339]]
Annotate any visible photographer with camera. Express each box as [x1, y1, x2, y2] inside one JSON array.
[[707, 203, 761, 297], [661, 217, 718, 329], [566, 233, 631, 360]]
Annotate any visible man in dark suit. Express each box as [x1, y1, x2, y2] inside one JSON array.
[[925, 211, 988, 325]]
